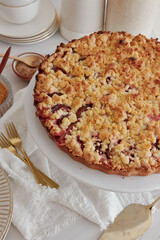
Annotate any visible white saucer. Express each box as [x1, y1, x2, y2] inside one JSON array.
[[0, 23, 59, 45], [0, 0, 56, 38], [0, 12, 59, 45]]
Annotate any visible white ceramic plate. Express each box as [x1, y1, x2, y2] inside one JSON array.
[[0, 10, 59, 40], [0, 168, 13, 240], [0, 0, 56, 38], [25, 76, 160, 193], [0, 13, 59, 45]]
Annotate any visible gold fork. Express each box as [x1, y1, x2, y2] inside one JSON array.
[[0, 132, 46, 185], [0, 132, 59, 189], [5, 122, 59, 189], [0, 125, 59, 188]]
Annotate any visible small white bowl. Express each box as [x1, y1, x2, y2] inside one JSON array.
[[0, 0, 40, 24]]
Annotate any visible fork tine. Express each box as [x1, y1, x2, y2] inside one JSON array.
[[11, 122, 19, 138], [0, 136, 8, 148], [0, 142, 4, 148], [5, 124, 11, 139], [0, 139, 5, 148], [0, 133, 10, 146], [8, 122, 15, 138]]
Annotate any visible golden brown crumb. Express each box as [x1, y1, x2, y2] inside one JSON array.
[[0, 82, 8, 105]]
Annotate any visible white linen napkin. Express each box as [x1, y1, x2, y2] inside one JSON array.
[[0, 87, 158, 240]]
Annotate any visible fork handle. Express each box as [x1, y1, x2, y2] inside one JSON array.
[[16, 146, 59, 189], [33, 167, 59, 189], [15, 152, 47, 186]]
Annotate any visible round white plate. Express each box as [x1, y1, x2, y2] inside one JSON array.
[[0, 0, 56, 38], [0, 13, 59, 45], [0, 168, 13, 240], [25, 76, 160, 193], [0, 10, 59, 40]]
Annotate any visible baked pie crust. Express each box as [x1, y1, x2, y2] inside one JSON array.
[[34, 31, 160, 176]]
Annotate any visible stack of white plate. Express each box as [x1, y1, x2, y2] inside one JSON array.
[[0, 0, 59, 45]]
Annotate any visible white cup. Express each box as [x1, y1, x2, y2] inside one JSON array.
[[0, 0, 35, 7], [105, 0, 160, 37], [60, 0, 105, 41], [0, 0, 40, 24]]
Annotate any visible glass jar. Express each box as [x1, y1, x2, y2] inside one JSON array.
[[105, 0, 160, 37], [60, 0, 105, 41]]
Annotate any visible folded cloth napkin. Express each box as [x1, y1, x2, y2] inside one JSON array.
[[0, 87, 158, 240]]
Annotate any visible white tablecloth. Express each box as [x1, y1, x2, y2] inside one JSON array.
[[1, 0, 160, 239]]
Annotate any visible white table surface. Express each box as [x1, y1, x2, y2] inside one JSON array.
[[1, 0, 160, 239]]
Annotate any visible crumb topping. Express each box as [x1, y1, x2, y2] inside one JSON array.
[[0, 82, 8, 105], [34, 31, 160, 175]]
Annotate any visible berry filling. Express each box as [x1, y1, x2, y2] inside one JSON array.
[[148, 114, 160, 121], [78, 56, 86, 62], [95, 141, 103, 155], [34, 95, 42, 106], [56, 114, 69, 126], [105, 148, 111, 159], [51, 104, 71, 114], [76, 103, 93, 118], [106, 77, 111, 84], [119, 39, 124, 44], [52, 65, 67, 74], [54, 130, 66, 145], [153, 139, 160, 150], [48, 92, 63, 97], [77, 136, 85, 150], [67, 121, 78, 134]]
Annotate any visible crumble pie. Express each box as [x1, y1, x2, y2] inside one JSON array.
[[34, 31, 160, 176]]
